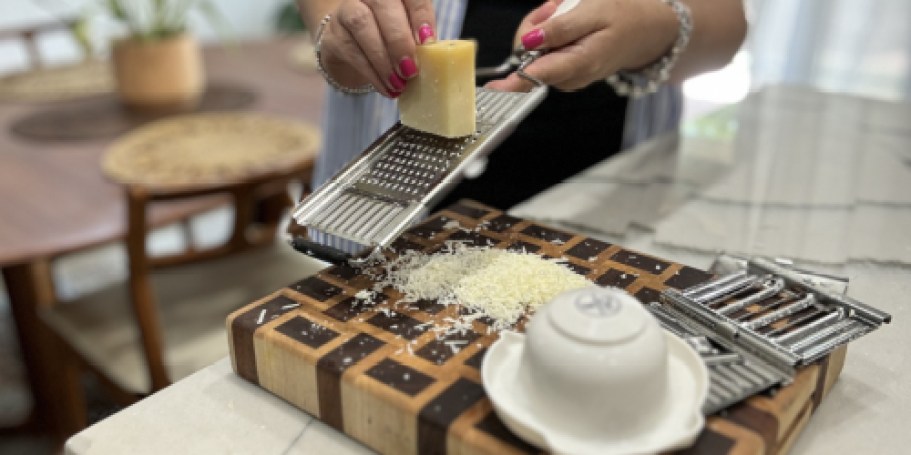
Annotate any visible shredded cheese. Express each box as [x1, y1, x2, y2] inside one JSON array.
[[256, 309, 266, 325], [359, 243, 591, 331]]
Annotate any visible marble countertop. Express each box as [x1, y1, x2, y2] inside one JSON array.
[[65, 358, 373, 455], [66, 86, 910, 454]]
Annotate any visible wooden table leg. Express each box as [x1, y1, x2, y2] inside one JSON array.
[[2, 260, 86, 442]]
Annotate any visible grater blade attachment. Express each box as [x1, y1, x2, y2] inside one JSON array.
[[648, 302, 787, 415], [648, 255, 892, 415], [290, 85, 548, 263]]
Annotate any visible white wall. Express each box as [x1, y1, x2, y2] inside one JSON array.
[[685, 0, 910, 113], [0, 0, 290, 73], [747, 0, 911, 101]]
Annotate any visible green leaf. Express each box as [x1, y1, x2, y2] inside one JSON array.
[[87, 0, 235, 43], [275, 3, 307, 33], [152, 0, 167, 31], [160, 0, 195, 37], [197, 0, 234, 44], [71, 17, 95, 57], [107, 0, 128, 21]]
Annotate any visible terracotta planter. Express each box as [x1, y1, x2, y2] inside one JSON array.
[[112, 34, 204, 113]]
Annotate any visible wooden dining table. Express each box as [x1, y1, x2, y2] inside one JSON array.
[[0, 37, 327, 440]]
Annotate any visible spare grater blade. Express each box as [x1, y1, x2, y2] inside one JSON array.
[[290, 57, 548, 263], [647, 255, 892, 414]]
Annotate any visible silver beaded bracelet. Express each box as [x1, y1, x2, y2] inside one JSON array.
[[314, 14, 375, 95], [606, 0, 693, 98]]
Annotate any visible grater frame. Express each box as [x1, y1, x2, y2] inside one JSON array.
[[290, 54, 548, 263]]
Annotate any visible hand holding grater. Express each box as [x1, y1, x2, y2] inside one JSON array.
[[290, 1, 583, 263]]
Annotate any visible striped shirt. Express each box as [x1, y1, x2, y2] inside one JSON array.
[[312, 0, 682, 189]]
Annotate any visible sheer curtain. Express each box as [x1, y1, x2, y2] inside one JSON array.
[[747, 0, 911, 101]]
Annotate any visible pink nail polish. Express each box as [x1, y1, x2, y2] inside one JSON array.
[[389, 73, 406, 92], [399, 57, 418, 79], [418, 24, 434, 44], [390, 90, 401, 99], [521, 29, 545, 50]]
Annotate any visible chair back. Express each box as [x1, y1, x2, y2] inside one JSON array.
[[123, 168, 311, 390], [0, 19, 81, 69]]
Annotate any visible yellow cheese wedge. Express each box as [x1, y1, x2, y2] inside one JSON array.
[[398, 40, 476, 138]]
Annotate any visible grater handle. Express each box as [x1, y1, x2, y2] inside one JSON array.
[[476, 0, 582, 79], [513, 0, 581, 85]]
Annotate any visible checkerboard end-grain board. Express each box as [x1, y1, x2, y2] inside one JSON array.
[[228, 200, 846, 455]]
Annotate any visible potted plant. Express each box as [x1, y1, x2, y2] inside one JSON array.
[[98, 0, 227, 112]]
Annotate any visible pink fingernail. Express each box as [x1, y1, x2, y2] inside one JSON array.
[[390, 90, 401, 99], [399, 57, 418, 79], [389, 73, 406, 92], [521, 29, 545, 50], [418, 24, 434, 44]]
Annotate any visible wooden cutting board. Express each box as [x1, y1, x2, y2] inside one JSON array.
[[227, 200, 846, 455]]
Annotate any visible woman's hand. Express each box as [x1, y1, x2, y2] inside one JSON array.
[[486, 0, 681, 92], [317, 0, 436, 97]]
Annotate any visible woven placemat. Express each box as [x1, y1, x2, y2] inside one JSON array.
[[0, 60, 113, 102], [102, 112, 320, 189]]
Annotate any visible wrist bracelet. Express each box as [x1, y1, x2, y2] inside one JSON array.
[[314, 14, 375, 95], [606, 0, 692, 98]]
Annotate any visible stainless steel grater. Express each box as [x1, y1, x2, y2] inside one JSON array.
[[290, 60, 548, 263], [289, 0, 585, 263], [647, 256, 892, 414]]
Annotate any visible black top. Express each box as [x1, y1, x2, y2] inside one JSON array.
[[434, 0, 628, 211]]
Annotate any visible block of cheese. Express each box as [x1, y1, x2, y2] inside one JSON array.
[[398, 40, 476, 138]]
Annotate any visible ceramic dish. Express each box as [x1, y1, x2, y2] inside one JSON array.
[[483, 330, 707, 454]]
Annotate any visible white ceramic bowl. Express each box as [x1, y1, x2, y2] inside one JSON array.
[[482, 286, 708, 455], [521, 286, 669, 439]]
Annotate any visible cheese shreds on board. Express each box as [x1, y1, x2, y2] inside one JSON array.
[[364, 243, 592, 331]]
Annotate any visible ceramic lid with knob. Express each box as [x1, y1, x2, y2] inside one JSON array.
[[546, 285, 649, 345]]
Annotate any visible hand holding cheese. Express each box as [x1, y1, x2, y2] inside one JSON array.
[[300, 0, 437, 97], [398, 40, 477, 138]]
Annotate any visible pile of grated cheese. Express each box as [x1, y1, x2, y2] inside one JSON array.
[[362, 242, 592, 331]]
